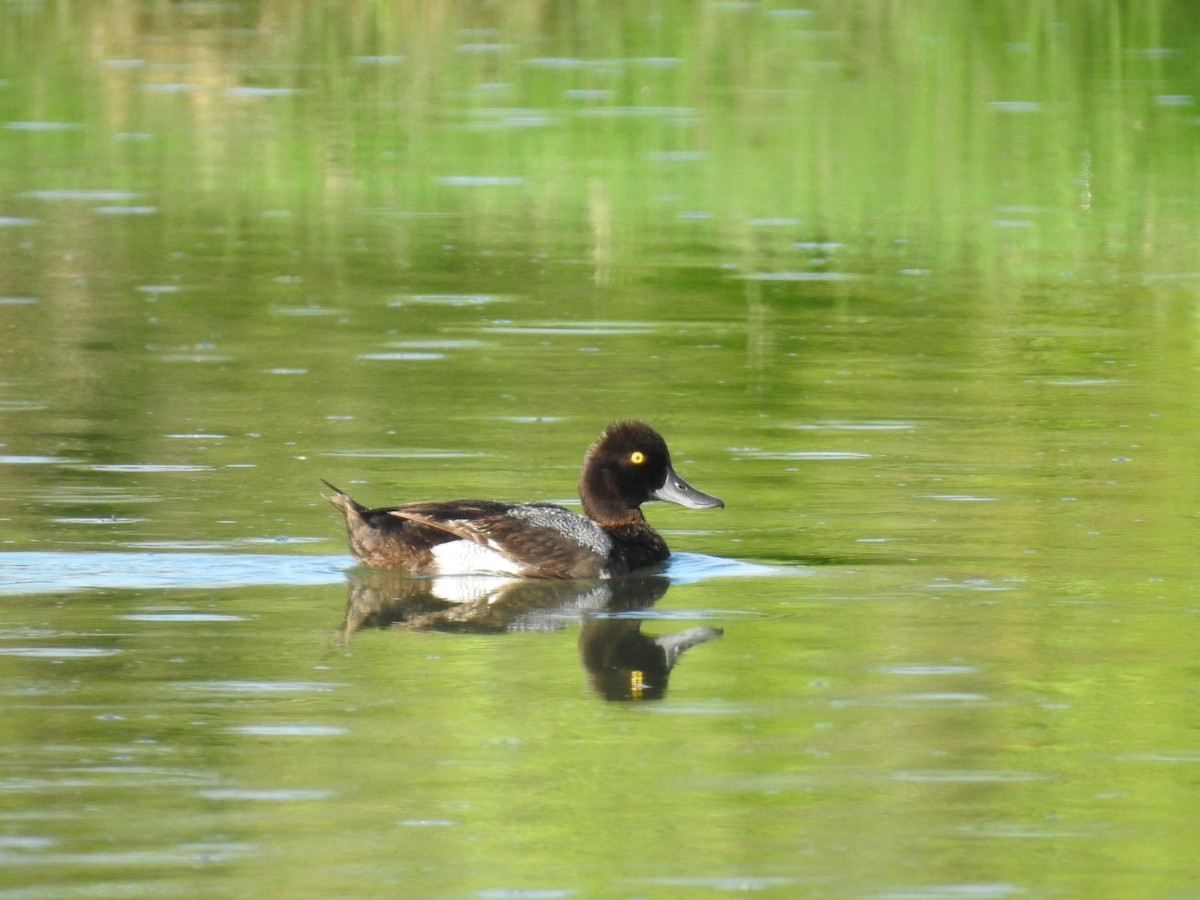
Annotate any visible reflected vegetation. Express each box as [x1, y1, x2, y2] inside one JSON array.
[[337, 568, 722, 700]]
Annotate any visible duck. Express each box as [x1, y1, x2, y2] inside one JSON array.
[[323, 420, 723, 579]]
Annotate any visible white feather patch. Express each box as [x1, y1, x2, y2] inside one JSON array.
[[430, 540, 525, 577]]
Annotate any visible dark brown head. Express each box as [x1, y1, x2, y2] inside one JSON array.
[[578, 421, 723, 524]]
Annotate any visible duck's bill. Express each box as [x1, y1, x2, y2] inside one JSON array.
[[653, 467, 724, 509]]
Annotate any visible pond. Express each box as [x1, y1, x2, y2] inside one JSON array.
[[3, 2, 1200, 897]]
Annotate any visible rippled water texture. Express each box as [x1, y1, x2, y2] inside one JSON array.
[[3, 3, 1200, 898]]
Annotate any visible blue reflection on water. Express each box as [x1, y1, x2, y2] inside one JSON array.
[[0, 549, 789, 596], [0, 551, 348, 595]]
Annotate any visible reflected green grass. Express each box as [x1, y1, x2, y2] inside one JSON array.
[[4, 2, 1200, 282]]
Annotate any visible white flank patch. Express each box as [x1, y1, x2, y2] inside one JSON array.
[[430, 540, 524, 577]]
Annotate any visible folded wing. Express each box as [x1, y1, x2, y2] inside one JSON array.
[[389, 501, 615, 579]]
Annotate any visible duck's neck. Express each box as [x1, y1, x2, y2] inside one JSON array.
[[603, 521, 669, 574], [579, 466, 645, 525], [582, 495, 646, 526]]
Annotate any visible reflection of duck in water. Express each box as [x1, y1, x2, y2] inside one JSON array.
[[335, 569, 721, 701], [336, 569, 668, 636], [323, 421, 722, 578], [579, 617, 722, 702]]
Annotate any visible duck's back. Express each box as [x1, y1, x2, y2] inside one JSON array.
[[392, 500, 617, 579]]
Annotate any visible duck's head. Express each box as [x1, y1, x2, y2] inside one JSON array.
[[579, 421, 724, 522]]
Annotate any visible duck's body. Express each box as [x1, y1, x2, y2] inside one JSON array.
[[323, 421, 723, 579]]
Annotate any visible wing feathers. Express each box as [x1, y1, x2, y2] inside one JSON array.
[[388, 501, 612, 579]]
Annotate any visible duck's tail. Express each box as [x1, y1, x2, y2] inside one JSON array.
[[320, 479, 362, 517]]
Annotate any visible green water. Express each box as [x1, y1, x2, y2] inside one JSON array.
[[3, 3, 1200, 897]]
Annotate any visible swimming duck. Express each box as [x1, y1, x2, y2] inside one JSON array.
[[323, 420, 723, 579]]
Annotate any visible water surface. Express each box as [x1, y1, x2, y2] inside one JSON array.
[[3, 3, 1200, 898]]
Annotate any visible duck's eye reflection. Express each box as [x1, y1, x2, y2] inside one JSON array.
[[629, 451, 645, 464]]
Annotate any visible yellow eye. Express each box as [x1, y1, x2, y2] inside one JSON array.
[[630, 451, 645, 464]]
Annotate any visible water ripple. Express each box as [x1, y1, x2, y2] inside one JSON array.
[[198, 788, 334, 801], [0, 551, 346, 596], [226, 725, 347, 737], [0, 647, 120, 659], [177, 680, 343, 694]]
